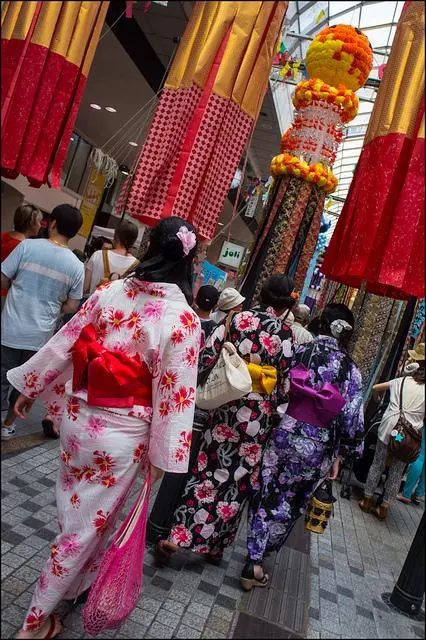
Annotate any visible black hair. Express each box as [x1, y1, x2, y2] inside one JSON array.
[[134, 216, 198, 304], [87, 236, 113, 258], [196, 285, 219, 312], [307, 316, 321, 336], [320, 303, 355, 348], [413, 362, 425, 385], [259, 274, 296, 312], [114, 219, 139, 251], [50, 204, 83, 239]]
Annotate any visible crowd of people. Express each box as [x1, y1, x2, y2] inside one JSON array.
[[1, 209, 424, 638]]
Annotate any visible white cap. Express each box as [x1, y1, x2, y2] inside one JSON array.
[[217, 287, 245, 311]]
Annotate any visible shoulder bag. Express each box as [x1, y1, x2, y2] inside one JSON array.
[[196, 312, 252, 411], [388, 377, 422, 463], [97, 249, 139, 287]]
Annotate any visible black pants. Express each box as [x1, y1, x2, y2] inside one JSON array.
[[1, 346, 37, 415], [146, 422, 205, 543]]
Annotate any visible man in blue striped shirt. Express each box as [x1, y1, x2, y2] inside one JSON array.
[[1, 204, 84, 440]]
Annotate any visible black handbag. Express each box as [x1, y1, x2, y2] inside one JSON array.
[[388, 377, 422, 463]]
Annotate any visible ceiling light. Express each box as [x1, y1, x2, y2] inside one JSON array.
[[90, 103, 101, 110], [105, 106, 117, 113], [218, 222, 224, 226], [129, 141, 138, 147], [119, 164, 130, 175]]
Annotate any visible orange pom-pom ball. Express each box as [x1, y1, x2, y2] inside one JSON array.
[[305, 25, 373, 91]]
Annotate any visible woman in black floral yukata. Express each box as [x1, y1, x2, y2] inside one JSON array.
[[156, 275, 296, 565]]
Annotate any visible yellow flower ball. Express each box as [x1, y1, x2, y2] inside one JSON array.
[[305, 25, 373, 90]]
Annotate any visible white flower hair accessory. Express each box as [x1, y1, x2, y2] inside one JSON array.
[[330, 319, 353, 338], [176, 226, 197, 256]]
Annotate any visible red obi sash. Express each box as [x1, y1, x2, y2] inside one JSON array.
[[71, 324, 152, 409]]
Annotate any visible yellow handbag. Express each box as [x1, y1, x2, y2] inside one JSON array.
[[246, 363, 277, 395]]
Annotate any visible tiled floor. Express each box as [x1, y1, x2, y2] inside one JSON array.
[[307, 485, 424, 640], [1, 413, 424, 639]]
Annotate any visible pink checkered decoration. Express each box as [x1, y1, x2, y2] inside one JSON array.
[[116, 84, 254, 241]]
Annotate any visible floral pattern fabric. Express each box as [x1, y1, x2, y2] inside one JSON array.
[[247, 336, 364, 562], [6, 279, 200, 631], [168, 305, 294, 557]]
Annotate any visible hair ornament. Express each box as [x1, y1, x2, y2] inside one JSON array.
[[176, 226, 197, 256], [330, 319, 352, 338]]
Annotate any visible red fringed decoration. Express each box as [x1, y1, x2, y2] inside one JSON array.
[[1, 2, 109, 188], [322, 2, 425, 300]]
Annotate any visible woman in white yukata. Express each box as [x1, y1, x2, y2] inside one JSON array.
[[8, 217, 201, 640]]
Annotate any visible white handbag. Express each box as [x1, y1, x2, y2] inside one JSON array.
[[196, 314, 252, 411]]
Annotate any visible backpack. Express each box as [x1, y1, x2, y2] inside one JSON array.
[[97, 249, 139, 287]]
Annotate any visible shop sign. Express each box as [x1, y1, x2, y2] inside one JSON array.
[[245, 195, 259, 218], [79, 167, 105, 238], [218, 241, 245, 269]]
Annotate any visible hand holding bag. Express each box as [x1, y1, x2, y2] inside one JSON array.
[[196, 313, 252, 411], [388, 377, 422, 463], [83, 475, 151, 636]]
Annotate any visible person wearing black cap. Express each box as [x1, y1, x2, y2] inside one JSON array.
[[195, 285, 220, 348]]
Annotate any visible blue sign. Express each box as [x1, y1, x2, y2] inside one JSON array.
[[201, 260, 227, 290]]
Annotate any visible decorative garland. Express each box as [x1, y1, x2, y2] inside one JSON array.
[[292, 79, 359, 124], [269, 25, 372, 196], [271, 153, 338, 194], [306, 25, 373, 92]]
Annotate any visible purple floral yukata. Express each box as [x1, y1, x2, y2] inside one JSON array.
[[247, 336, 364, 561]]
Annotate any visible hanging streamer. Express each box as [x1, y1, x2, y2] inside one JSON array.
[[315, 9, 326, 25]]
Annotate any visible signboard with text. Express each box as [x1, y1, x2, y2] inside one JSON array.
[[218, 241, 245, 269]]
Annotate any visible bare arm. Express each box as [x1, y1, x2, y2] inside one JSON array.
[[83, 267, 92, 295], [61, 298, 80, 316], [1, 273, 11, 291], [372, 381, 391, 402]]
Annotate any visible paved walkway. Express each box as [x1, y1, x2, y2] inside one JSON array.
[[1, 409, 424, 639]]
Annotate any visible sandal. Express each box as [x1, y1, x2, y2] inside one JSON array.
[[240, 561, 269, 592], [45, 615, 63, 639], [204, 552, 223, 567], [42, 419, 59, 440], [17, 615, 63, 639], [154, 539, 176, 566]]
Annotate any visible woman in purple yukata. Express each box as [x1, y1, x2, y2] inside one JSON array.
[[242, 303, 364, 590]]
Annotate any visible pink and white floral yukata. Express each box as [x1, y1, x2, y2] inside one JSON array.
[[7, 278, 201, 632]]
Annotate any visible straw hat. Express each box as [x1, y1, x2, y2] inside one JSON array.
[[408, 343, 425, 361]]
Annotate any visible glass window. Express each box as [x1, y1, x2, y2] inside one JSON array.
[[328, 1, 360, 17], [65, 138, 92, 194], [360, 2, 398, 28], [363, 26, 394, 49], [61, 134, 79, 185]]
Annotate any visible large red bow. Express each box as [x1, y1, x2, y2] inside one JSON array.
[[71, 324, 152, 409]]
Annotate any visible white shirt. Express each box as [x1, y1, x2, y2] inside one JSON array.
[[378, 376, 425, 445], [291, 322, 314, 345], [86, 249, 137, 293]]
